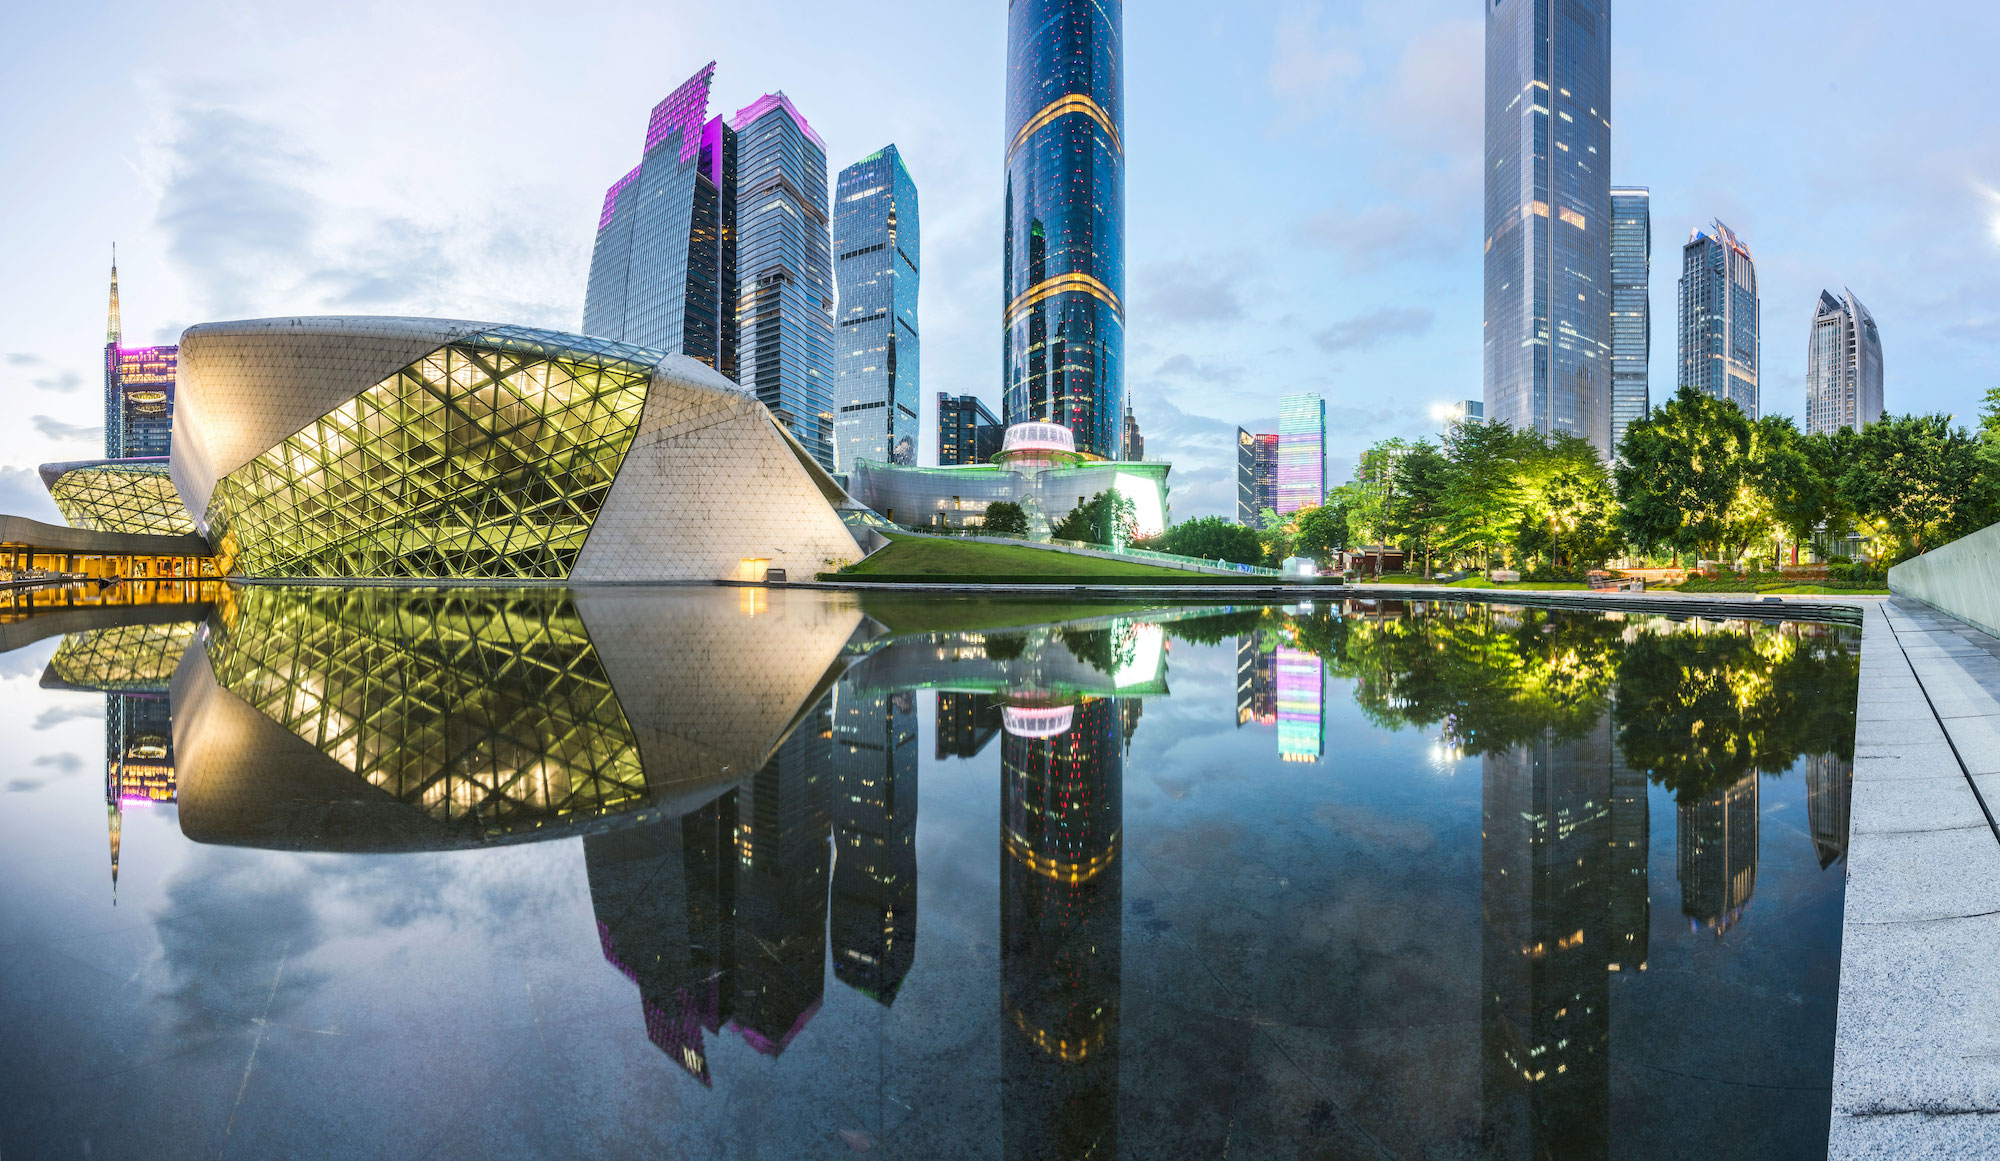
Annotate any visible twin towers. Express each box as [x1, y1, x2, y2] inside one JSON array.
[[582, 0, 1128, 470]]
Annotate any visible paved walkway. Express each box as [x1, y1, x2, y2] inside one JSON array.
[[1832, 597, 2000, 1157]]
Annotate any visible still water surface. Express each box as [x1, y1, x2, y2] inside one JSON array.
[[0, 586, 1860, 1159]]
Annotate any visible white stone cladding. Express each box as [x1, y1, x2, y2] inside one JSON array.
[[569, 354, 863, 582], [171, 317, 485, 518]]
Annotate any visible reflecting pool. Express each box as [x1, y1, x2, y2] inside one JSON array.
[[0, 588, 1860, 1159]]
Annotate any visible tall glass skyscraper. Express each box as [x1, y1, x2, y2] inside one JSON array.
[[1003, 0, 1124, 459], [833, 146, 920, 470], [1608, 187, 1650, 456], [583, 63, 739, 380], [1482, 0, 1614, 458], [937, 393, 1001, 466], [1276, 394, 1325, 516], [1805, 288, 1883, 436], [1678, 220, 1760, 419], [734, 93, 838, 469], [103, 253, 178, 459]]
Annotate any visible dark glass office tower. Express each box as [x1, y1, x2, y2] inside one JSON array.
[[1001, 696, 1123, 1160], [1609, 187, 1651, 456], [936, 690, 1002, 758], [583, 63, 739, 379], [1003, 0, 1124, 458], [734, 92, 838, 470], [103, 254, 178, 459], [833, 146, 920, 470], [1483, 0, 1614, 458], [937, 393, 1000, 466], [1678, 220, 1761, 419], [831, 687, 919, 1004]]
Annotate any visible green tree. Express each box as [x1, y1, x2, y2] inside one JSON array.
[[1349, 438, 1411, 547], [1515, 439, 1619, 572], [981, 500, 1029, 536], [1292, 504, 1345, 563], [1386, 441, 1452, 574], [1613, 385, 1766, 563], [1441, 419, 1534, 569], [1841, 413, 1999, 558], [1758, 419, 1847, 565], [1051, 489, 1138, 547], [1979, 386, 2000, 444], [1140, 515, 1264, 565]]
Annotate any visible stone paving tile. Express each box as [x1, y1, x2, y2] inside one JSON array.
[[1829, 1111, 2000, 1161], [1848, 775, 1990, 836], [1845, 825, 2000, 921], [1940, 715, 2000, 776], [1832, 599, 2000, 1159]]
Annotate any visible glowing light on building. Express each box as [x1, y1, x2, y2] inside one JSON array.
[[1275, 646, 1323, 761]]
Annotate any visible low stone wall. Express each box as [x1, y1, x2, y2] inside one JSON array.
[[1887, 522, 2000, 638]]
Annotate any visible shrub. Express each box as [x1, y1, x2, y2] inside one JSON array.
[[982, 501, 1029, 536], [1134, 516, 1264, 565]]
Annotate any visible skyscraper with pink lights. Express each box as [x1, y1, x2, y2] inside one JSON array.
[[1276, 392, 1325, 516]]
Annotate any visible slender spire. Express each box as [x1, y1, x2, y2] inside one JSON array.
[[106, 243, 122, 347], [108, 799, 122, 904]]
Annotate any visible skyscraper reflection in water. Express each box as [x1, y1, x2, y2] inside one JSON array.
[[1481, 717, 1650, 1158], [1001, 696, 1124, 1161], [1678, 774, 1759, 935], [832, 687, 919, 1003]]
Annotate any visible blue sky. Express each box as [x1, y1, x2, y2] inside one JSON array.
[[1, 0, 1996, 520]]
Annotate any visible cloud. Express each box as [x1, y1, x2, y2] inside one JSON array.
[[33, 752, 85, 776], [34, 369, 84, 393], [1154, 353, 1245, 386], [1978, 180, 2000, 247], [1312, 307, 1435, 352], [1944, 316, 2000, 340], [7, 353, 41, 366], [1267, 4, 1362, 130], [0, 467, 64, 523], [1370, 18, 1482, 160], [1295, 202, 1454, 268], [155, 105, 320, 320], [31, 415, 103, 445], [1136, 258, 1249, 327], [6, 779, 43, 793], [33, 704, 100, 730]]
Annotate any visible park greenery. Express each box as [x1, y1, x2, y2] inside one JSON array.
[[1051, 489, 1139, 547], [981, 500, 1030, 536], [1154, 385, 2000, 577]]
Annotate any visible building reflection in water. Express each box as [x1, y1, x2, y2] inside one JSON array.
[[937, 691, 1002, 759], [833, 687, 919, 1004], [1001, 694, 1124, 1161], [1678, 774, 1759, 935], [1806, 753, 1853, 869]]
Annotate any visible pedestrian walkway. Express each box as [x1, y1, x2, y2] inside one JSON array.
[[1831, 598, 2000, 1158]]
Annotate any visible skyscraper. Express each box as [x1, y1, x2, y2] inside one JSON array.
[[1276, 394, 1325, 516], [1235, 428, 1257, 525], [583, 63, 739, 378], [1677, 774, 1758, 934], [1482, 0, 1614, 458], [1805, 289, 1883, 436], [1122, 408, 1142, 461], [1679, 220, 1760, 419], [733, 93, 838, 470], [1275, 646, 1323, 761], [937, 393, 1002, 466], [1252, 432, 1278, 521], [833, 146, 920, 470], [1003, 0, 1125, 459], [1609, 187, 1651, 455], [103, 252, 178, 459]]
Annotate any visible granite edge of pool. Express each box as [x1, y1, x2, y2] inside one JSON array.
[[1829, 597, 2000, 1159]]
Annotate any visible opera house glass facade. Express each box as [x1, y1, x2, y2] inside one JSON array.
[[40, 458, 195, 536], [1003, 0, 1125, 459], [153, 316, 864, 583], [0, 586, 1863, 1157]]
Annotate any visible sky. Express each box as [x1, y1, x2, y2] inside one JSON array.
[[1, 0, 1996, 522]]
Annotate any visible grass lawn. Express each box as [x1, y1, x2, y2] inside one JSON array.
[[838, 535, 1223, 580], [856, 594, 1179, 635]]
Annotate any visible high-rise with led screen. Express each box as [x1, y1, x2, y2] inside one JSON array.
[[1679, 220, 1761, 419], [1609, 187, 1651, 456], [1275, 646, 1323, 761], [833, 146, 920, 471], [103, 253, 178, 459], [1276, 394, 1325, 516], [584, 63, 739, 379], [735, 92, 838, 470], [1003, 0, 1124, 458], [1483, 0, 1614, 458], [1001, 696, 1122, 1160]]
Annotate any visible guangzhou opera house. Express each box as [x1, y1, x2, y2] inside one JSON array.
[[25, 317, 879, 583]]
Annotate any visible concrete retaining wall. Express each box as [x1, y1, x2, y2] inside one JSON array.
[[1888, 521, 2000, 637]]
